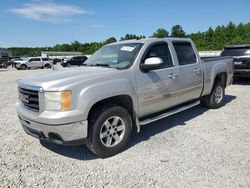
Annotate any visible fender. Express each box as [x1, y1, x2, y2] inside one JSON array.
[[77, 78, 138, 120]]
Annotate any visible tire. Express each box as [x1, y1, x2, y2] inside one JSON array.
[[203, 81, 225, 109], [87, 104, 132, 158], [44, 64, 51, 69], [20, 64, 27, 70]]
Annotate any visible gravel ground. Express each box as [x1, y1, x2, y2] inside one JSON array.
[[0, 68, 250, 187]]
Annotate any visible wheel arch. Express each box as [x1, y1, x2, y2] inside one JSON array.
[[87, 95, 139, 134], [44, 63, 51, 68], [214, 72, 227, 87], [20, 63, 27, 69], [206, 62, 229, 95]]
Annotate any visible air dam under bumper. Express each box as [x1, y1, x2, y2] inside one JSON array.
[[18, 114, 88, 146]]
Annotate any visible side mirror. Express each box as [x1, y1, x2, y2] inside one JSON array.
[[140, 57, 163, 72]]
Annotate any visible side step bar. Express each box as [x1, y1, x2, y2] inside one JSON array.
[[140, 100, 200, 125]]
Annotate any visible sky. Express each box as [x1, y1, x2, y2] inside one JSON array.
[[0, 0, 249, 47]]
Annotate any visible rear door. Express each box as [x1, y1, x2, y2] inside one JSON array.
[[172, 41, 203, 102], [42, 58, 49, 66], [136, 42, 181, 117]]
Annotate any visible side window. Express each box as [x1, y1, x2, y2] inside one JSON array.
[[42, 58, 48, 61], [145, 43, 173, 68], [173, 42, 197, 65], [28, 58, 39, 62], [30, 58, 40, 62]]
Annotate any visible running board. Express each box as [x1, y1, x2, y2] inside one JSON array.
[[140, 100, 200, 126]]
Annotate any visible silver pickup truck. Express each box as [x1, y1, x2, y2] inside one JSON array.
[[15, 57, 53, 70], [16, 38, 234, 158]]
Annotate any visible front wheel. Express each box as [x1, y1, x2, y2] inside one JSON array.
[[203, 82, 225, 109], [20, 64, 27, 70], [87, 104, 132, 158]]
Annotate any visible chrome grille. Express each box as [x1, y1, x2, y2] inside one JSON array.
[[18, 87, 39, 111]]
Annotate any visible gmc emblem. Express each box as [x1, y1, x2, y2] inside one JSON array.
[[19, 94, 29, 103]]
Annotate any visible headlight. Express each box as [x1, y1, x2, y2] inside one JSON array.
[[44, 91, 72, 111]]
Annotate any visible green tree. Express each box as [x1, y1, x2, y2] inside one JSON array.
[[120, 34, 145, 40], [171, 25, 186, 37], [8, 22, 250, 56], [212, 25, 226, 50], [205, 27, 214, 50], [243, 23, 250, 43], [152, 28, 169, 38], [71, 41, 81, 51], [103, 37, 117, 45], [225, 21, 236, 44]]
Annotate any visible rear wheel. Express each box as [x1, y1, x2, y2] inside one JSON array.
[[87, 104, 132, 158], [44, 64, 51, 69], [20, 64, 27, 70], [203, 81, 225, 109]]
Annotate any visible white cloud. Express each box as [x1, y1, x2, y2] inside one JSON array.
[[9, 2, 91, 23]]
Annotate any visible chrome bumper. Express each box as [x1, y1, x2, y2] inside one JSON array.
[[18, 112, 88, 146]]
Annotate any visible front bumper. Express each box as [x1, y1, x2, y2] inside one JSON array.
[[17, 104, 88, 146], [234, 69, 250, 78]]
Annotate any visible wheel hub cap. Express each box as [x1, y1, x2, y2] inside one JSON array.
[[215, 86, 223, 104], [100, 116, 125, 147]]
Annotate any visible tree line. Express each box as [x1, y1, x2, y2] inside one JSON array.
[[9, 21, 250, 57]]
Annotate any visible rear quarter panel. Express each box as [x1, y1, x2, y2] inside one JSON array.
[[202, 57, 233, 96]]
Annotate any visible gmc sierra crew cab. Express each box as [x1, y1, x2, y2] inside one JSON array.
[[16, 38, 234, 158]]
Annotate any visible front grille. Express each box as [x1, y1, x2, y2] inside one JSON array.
[[234, 58, 250, 69], [18, 87, 39, 111]]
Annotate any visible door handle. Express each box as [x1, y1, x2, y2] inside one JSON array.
[[194, 68, 202, 74], [168, 73, 178, 79]]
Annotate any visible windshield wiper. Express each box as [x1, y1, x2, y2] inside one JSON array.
[[88, 63, 111, 68]]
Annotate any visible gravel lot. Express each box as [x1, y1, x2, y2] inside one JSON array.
[[0, 68, 249, 187]]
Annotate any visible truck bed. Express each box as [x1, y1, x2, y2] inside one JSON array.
[[201, 56, 232, 62]]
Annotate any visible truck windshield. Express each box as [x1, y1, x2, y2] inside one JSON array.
[[221, 47, 250, 56], [85, 43, 143, 69]]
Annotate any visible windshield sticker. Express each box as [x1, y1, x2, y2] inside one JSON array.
[[120, 46, 135, 52]]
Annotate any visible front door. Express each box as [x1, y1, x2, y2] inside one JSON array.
[[136, 42, 181, 117]]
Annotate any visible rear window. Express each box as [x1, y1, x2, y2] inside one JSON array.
[[221, 47, 250, 56], [173, 42, 197, 65]]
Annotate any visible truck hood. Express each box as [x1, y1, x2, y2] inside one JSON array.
[[15, 60, 26, 64], [19, 67, 120, 90]]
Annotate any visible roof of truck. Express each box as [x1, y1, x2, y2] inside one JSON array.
[[111, 37, 191, 45], [225, 44, 250, 49]]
